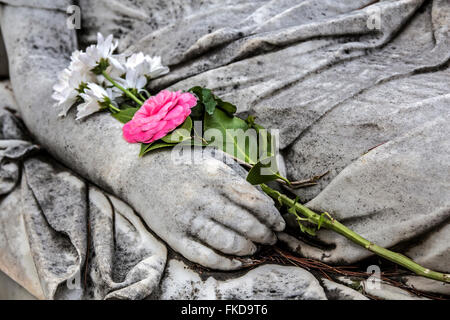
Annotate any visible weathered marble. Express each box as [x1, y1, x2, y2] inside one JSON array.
[[0, 271, 36, 300], [0, 77, 341, 300], [0, 0, 70, 11], [362, 280, 429, 300], [403, 276, 450, 296], [0, 28, 7, 77], [0, 80, 169, 300], [157, 260, 327, 300], [81, 0, 449, 271], [0, 130, 169, 299], [85, 0, 450, 272], [0, 0, 449, 300], [320, 278, 368, 300]]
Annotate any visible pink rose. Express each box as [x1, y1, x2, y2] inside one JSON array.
[[123, 90, 197, 144]]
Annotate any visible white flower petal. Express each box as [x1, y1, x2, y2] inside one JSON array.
[[85, 82, 108, 100], [76, 96, 102, 120], [136, 76, 147, 91]]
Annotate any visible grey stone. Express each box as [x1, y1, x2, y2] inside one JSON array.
[[0, 81, 18, 113], [0, 271, 36, 300], [158, 260, 327, 300], [404, 223, 450, 274], [0, 82, 169, 299], [76, 0, 450, 272], [21, 157, 87, 299], [362, 280, 429, 300], [100, 0, 450, 271], [305, 118, 450, 265], [0, 29, 8, 77], [403, 276, 450, 296], [1, 153, 169, 300], [87, 187, 167, 300], [0, 187, 44, 299], [0, 0, 70, 11], [1, 0, 449, 300], [0, 82, 44, 299], [321, 278, 369, 300]]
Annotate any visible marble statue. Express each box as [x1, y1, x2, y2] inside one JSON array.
[[0, 0, 448, 299]]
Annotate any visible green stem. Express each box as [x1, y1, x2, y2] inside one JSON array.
[[101, 71, 144, 106], [138, 93, 146, 101], [108, 103, 120, 113], [260, 183, 450, 283], [275, 173, 291, 185]]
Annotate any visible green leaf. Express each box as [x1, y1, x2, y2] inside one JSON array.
[[317, 213, 326, 230], [216, 97, 236, 115], [204, 108, 258, 165], [246, 156, 280, 185], [188, 86, 203, 97], [246, 115, 275, 158], [188, 86, 206, 121], [139, 141, 175, 157], [190, 102, 205, 121], [297, 221, 317, 236], [288, 197, 317, 236], [188, 86, 236, 116], [162, 117, 193, 143], [179, 138, 208, 147], [202, 88, 218, 115], [91, 58, 110, 75], [111, 107, 139, 124]]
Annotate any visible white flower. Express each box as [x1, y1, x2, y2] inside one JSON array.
[[52, 34, 125, 117], [52, 59, 93, 117], [78, 33, 125, 74], [112, 53, 169, 94], [76, 83, 118, 120], [115, 68, 147, 93], [53, 32, 170, 120], [52, 69, 78, 116], [68, 50, 88, 75], [125, 52, 169, 80]]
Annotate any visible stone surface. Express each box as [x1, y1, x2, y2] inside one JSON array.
[[86, 0, 450, 272], [0, 0, 449, 299], [87, 188, 167, 300], [0, 28, 7, 77], [0, 81, 169, 300], [77, 0, 450, 271], [0, 271, 36, 300], [362, 280, 429, 300], [157, 260, 327, 300], [320, 278, 368, 300], [0, 0, 70, 11], [305, 118, 450, 264], [20, 155, 170, 300], [0, 80, 335, 301], [0, 187, 44, 299], [0, 81, 16, 111], [403, 276, 450, 296]]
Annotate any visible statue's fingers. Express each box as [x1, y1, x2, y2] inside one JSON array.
[[179, 238, 243, 270], [190, 216, 257, 256], [206, 200, 277, 245], [220, 182, 285, 232]]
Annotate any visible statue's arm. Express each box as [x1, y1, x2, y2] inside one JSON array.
[[0, 5, 284, 270]]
